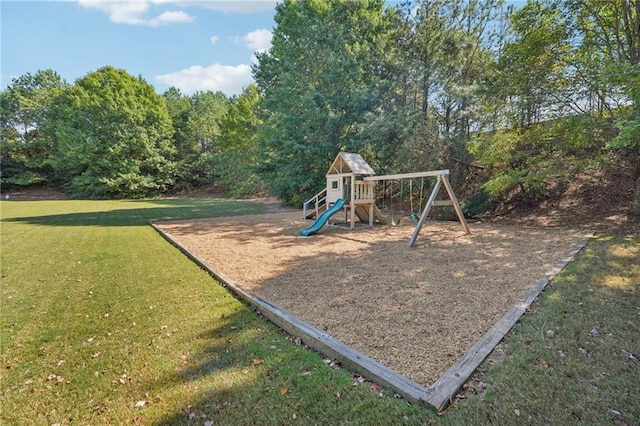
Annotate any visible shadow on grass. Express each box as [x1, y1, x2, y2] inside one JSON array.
[[148, 307, 430, 425], [2, 199, 265, 227], [146, 309, 341, 425]]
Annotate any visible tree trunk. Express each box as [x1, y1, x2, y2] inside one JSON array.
[[633, 174, 640, 216]]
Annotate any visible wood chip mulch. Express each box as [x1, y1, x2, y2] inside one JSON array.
[[156, 212, 588, 386]]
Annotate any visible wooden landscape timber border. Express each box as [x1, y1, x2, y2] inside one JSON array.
[[150, 220, 591, 412]]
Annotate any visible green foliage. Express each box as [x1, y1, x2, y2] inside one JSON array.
[[492, 0, 573, 126], [474, 0, 639, 211], [470, 115, 612, 204], [606, 64, 640, 154], [49, 66, 176, 198], [391, 0, 505, 181], [214, 84, 265, 197], [463, 189, 493, 217], [163, 88, 231, 191], [0, 70, 67, 188], [163, 87, 197, 191], [254, 0, 396, 204], [2, 0, 637, 210]]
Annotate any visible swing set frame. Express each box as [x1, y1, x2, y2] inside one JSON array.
[[364, 170, 470, 248]]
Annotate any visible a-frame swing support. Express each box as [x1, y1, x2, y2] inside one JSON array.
[[364, 169, 470, 248], [407, 173, 470, 248]]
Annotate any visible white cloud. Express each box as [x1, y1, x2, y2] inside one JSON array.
[[76, 0, 277, 25], [148, 10, 194, 26], [155, 63, 252, 96], [178, 1, 277, 14], [241, 28, 272, 52], [77, 0, 195, 26], [210, 35, 220, 45]]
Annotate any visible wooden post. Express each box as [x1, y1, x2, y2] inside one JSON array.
[[350, 176, 356, 229], [441, 174, 470, 234], [408, 176, 443, 248], [369, 203, 374, 227]]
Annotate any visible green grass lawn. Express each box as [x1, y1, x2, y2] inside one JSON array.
[[1, 199, 638, 425]]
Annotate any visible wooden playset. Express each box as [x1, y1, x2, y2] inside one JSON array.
[[301, 152, 470, 247]]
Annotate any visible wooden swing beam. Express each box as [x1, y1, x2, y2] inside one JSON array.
[[364, 170, 470, 248], [363, 169, 450, 181]]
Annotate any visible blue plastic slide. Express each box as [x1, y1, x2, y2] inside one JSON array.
[[300, 198, 346, 236]]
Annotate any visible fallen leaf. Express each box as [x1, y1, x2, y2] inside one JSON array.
[[280, 387, 288, 395], [92, 352, 100, 358], [252, 359, 264, 366], [352, 375, 366, 386], [514, 409, 521, 417], [134, 400, 146, 409]]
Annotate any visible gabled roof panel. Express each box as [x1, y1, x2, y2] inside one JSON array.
[[327, 152, 375, 176]]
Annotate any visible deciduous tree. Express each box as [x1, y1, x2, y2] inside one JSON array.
[[50, 66, 175, 198], [215, 84, 264, 196], [0, 69, 67, 188], [253, 0, 396, 204]]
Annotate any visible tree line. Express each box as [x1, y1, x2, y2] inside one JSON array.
[[0, 67, 262, 198], [2, 0, 638, 214]]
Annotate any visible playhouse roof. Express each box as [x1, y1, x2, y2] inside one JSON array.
[[326, 152, 376, 176]]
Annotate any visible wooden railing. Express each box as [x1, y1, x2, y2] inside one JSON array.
[[303, 188, 327, 219], [304, 181, 376, 219], [353, 181, 375, 203]]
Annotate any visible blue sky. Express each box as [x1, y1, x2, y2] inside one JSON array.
[[2, 1, 525, 97], [1, 0, 279, 95]]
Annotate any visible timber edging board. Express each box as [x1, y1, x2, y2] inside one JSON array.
[[150, 220, 590, 412]]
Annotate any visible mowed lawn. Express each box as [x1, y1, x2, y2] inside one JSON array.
[[1, 199, 638, 425]]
